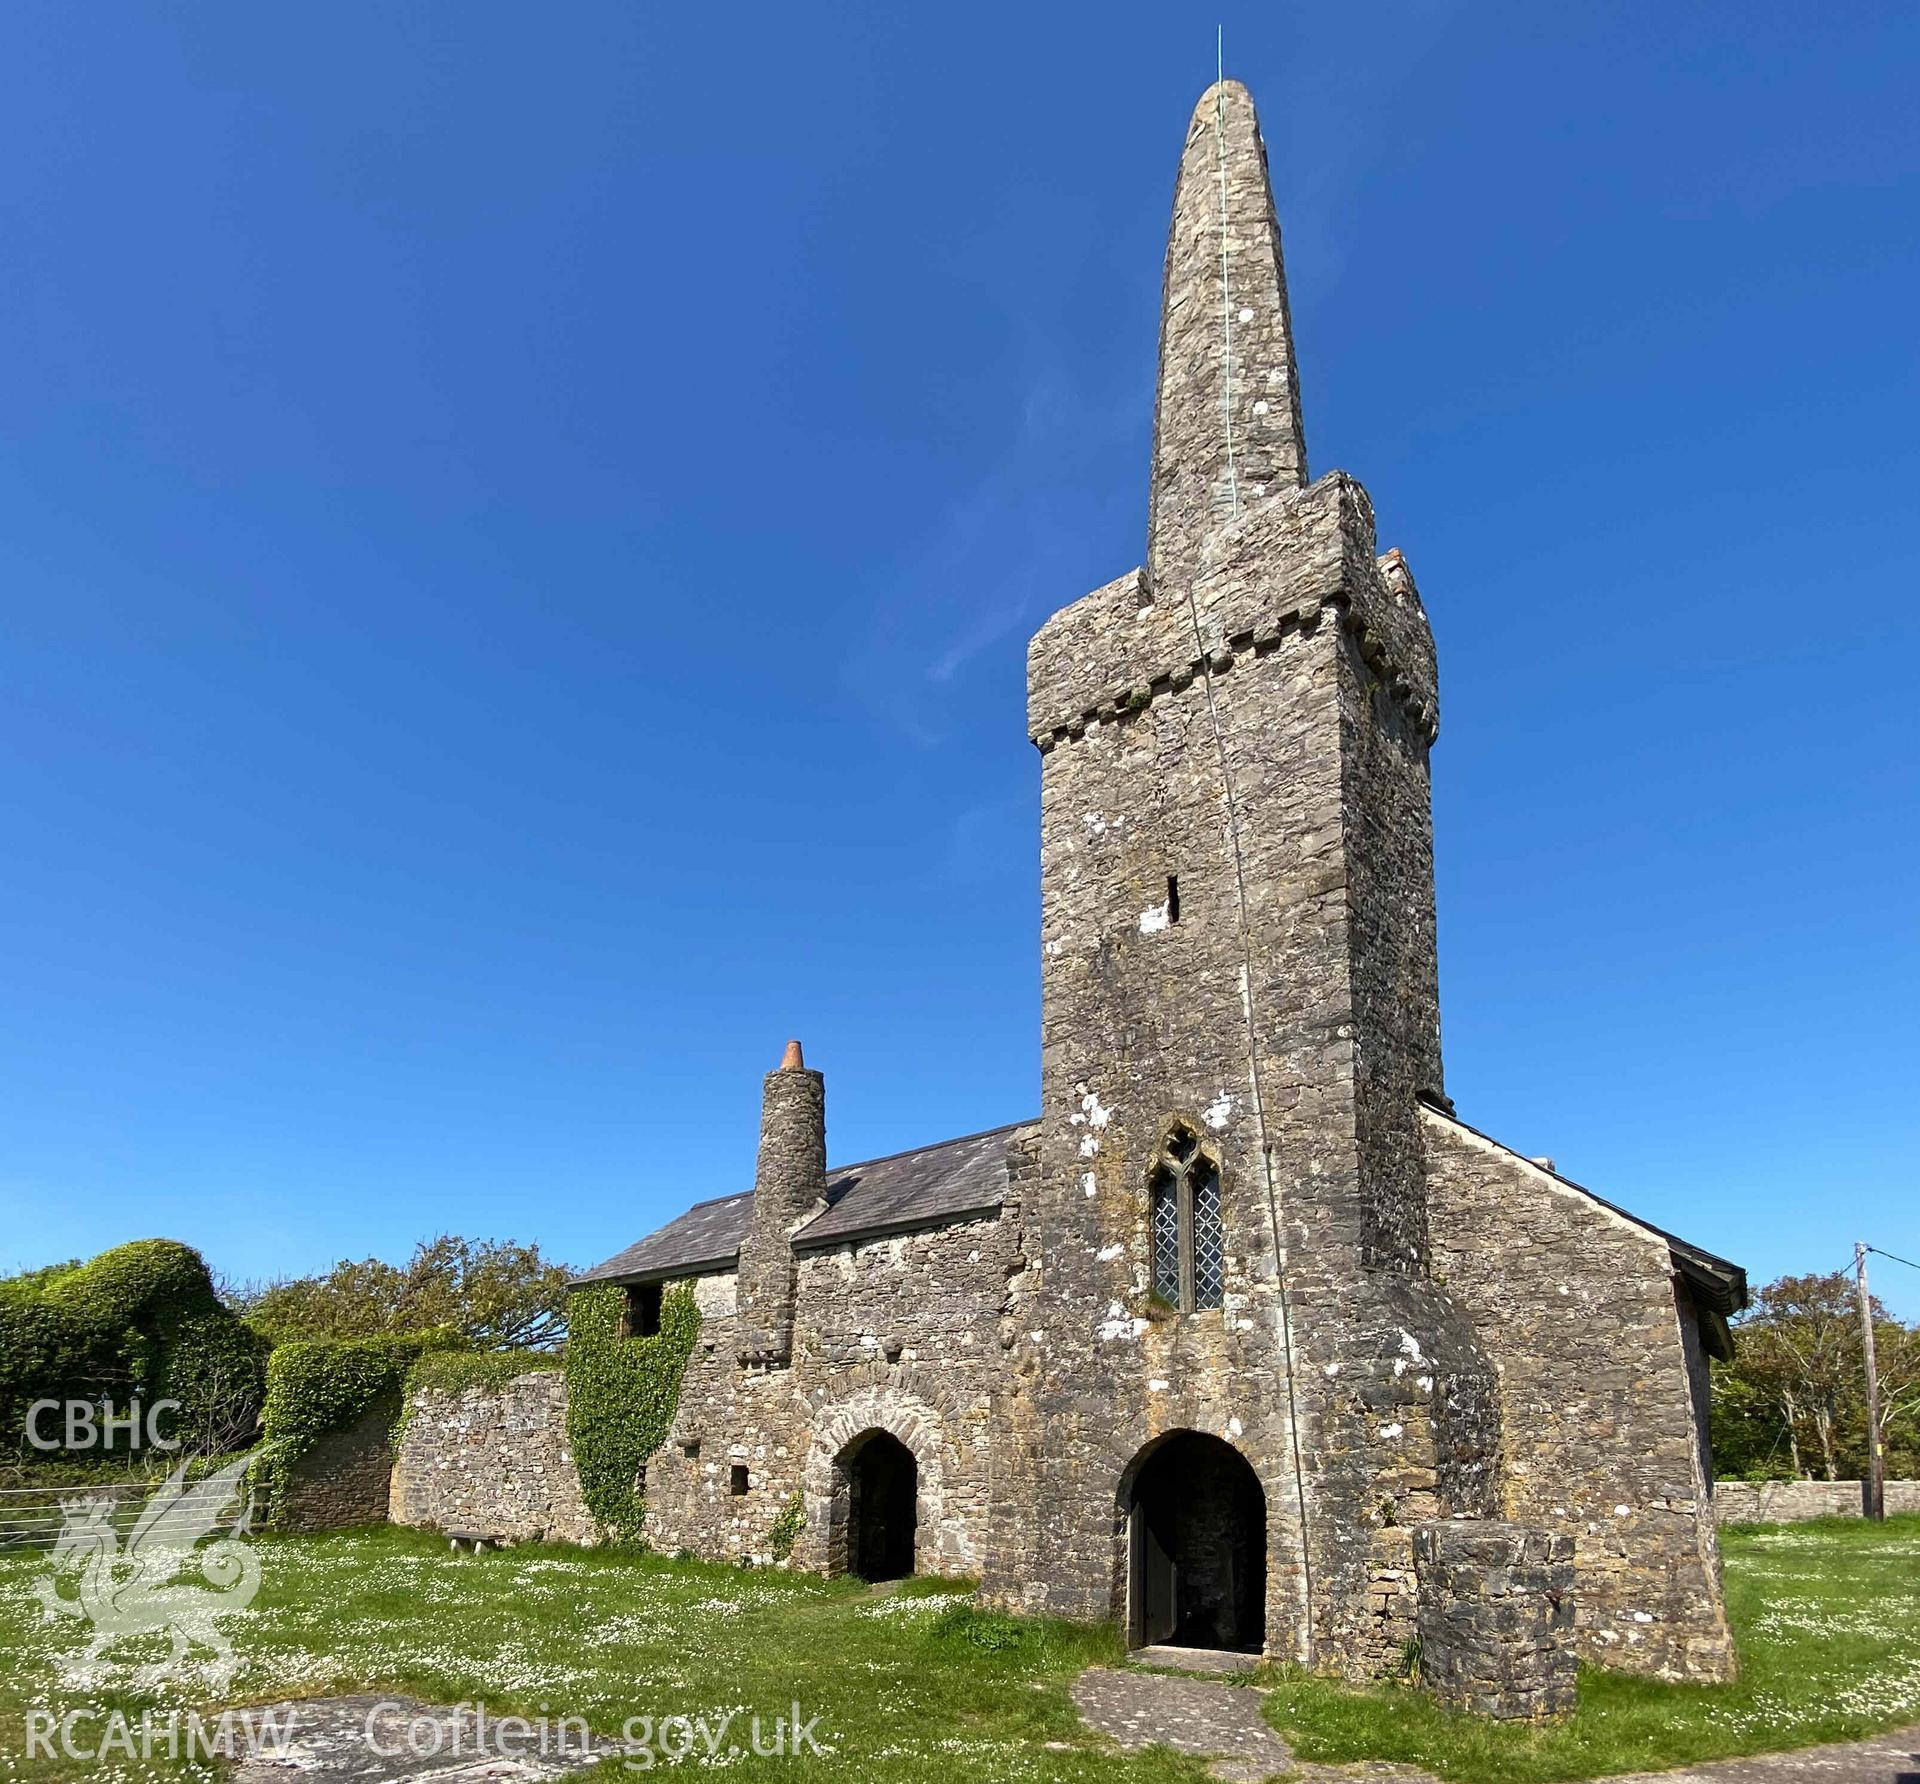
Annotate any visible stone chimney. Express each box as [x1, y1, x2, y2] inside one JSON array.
[[735, 1040, 826, 1367]]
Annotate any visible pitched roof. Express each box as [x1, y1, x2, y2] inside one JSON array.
[[573, 1190, 755, 1287], [572, 1120, 1035, 1287], [1419, 1098, 1748, 1319]]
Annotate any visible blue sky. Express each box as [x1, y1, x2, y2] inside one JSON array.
[[2, 3, 1916, 1317]]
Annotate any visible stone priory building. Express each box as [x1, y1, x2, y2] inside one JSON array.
[[578, 80, 1746, 1687]]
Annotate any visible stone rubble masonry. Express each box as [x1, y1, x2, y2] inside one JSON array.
[[1714, 1480, 1920, 1524], [736, 1059, 827, 1367], [1414, 1521, 1577, 1722], [642, 1194, 1024, 1576], [1422, 1110, 1737, 1681], [271, 1394, 400, 1533], [1148, 81, 1308, 593], [1012, 104, 1502, 1666], [390, 1369, 596, 1546]]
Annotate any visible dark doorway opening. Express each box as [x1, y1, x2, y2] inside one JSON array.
[[842, 1430, 917, 1582], [1125, 1431, 1266, 1652]]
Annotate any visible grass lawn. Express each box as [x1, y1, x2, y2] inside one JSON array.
[[1257, 1516, 1920, 1783], [0, 1515, 1911, 1781]]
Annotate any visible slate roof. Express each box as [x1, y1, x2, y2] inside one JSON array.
[[573, 1120, 1035, 1287]]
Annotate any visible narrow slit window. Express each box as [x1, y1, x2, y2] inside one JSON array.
[[1166, 875, 1181, 924], [730, 1465, 750, 1497]]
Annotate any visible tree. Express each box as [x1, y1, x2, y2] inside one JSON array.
[[1710, 1270, 1920, 1481], [241, 1236, 573, 1352]]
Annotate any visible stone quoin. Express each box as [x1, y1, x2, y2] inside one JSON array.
[[570, 79, 1746, 1695]]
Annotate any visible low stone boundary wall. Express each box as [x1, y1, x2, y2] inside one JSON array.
[[1714, 1480, 1920, 1524], [390, 1368, 597, 1545]]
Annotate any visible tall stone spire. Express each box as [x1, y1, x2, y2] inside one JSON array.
[[1146, 81, 1308, 594]]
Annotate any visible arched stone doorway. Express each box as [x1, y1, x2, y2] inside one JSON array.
[[1123, 1431, 1266, 1652], [834, 1429, 918, 1581]]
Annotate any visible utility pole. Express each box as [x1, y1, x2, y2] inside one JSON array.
[[1855, 1243, 1886, 1522]]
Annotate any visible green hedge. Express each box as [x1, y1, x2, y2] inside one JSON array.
[[257, 1330, 456, 1522], [0, 1240, 268, 1464], [405, 1349, 562, 1399], [389, 1348, 563, 1454], [564, 1283, 699, 1544]]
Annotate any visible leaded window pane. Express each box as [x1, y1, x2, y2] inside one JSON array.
[[1190, 1158, 1224, 1309], [1150, 1168, 1181, 1304]]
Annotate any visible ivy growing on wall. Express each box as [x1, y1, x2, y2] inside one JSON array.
[[767, 1491, 804, 1562], [0, 1240, 269, 1465], [406, 1348, 562, 1399], [564, 1283, 699, 1544], [256, 1331, 454, 1522], [389, 1349, 562, 1454]]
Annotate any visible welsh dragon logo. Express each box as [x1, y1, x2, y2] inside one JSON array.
[[34, 1452, 263, 1684]]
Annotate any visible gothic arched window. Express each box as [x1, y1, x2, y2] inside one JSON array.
[[1148, 1123, 1225, 1314]]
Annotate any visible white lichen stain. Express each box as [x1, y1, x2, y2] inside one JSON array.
[[1080, 1171, 1097, 1197], [1096, 1243, 1125, 1262], [1149, 1379, 1171, 1393], [1398, 1330, 1427, 1366], [1227, 1416, 1244, 1439], [1097, 1302, 1147, 1343], [1081, 1092, 1112, 1129], [1379, 1423, 1404, 1439], [1203, 1091, 1234, 1130], [1323, 1362, 1341, 1377], [1614, 1504, 1632, 1517], [1417, 1375, 1434, 1392], [1138, 901, 1171, 935]]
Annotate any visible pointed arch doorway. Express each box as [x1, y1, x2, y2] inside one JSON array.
[[1123, 1430, 1266, 1652], [834, 1428, 917, 1581]]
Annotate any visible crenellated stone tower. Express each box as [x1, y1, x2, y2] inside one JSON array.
[[1004, 81, 1501, 1675], [577, 74, 1741, 1697]]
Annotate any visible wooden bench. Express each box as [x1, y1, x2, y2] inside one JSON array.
[[445, 1527, 504, 1555]]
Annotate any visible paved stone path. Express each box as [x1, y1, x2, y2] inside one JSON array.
[[225, 1694, 615, 1781], [1070, 1665, 1920, 1784], [1611, 1728, 1920, 1784], [1070, 1667, 1300, 1782]]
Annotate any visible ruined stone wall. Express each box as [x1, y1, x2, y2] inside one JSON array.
[[639, 1203, 1021, 1578], [1422, 1108, 1736, 1682], [1714, 1480, 1920, 1523], [1014, 472, 1498, 1678], [390, 1369, 596, 1545], [272, 1394, 398, 1533]]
